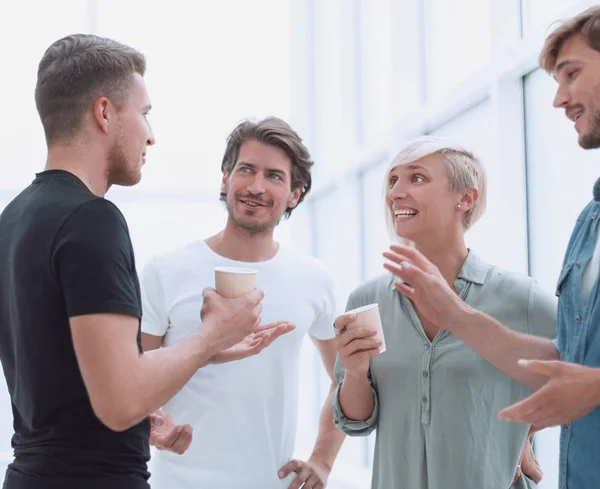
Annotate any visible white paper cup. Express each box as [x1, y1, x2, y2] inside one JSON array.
[[214, 267, 258, 298], [345, 303, 386, 354]]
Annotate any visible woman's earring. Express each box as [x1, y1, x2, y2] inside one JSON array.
[[457, 204, 462, 209]]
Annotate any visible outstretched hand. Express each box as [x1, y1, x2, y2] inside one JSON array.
[[209, 321, 295, 364]]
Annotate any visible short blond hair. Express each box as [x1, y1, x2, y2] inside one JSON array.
[[383, 136, 487, 238], [539, 6, 600, 73]]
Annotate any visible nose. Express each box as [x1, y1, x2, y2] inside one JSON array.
[[147, 124, 156, 147], [553, 83, 569, 109], [388, 182, 408, 201], [247, 174, 266, 195]]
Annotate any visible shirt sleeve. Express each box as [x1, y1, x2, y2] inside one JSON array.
[[330, 291, 380, 436], [308, 268, 338, 340], [51, 198, 141, 319], [527, 280, 558, 341], [139, 257, 170, 337]]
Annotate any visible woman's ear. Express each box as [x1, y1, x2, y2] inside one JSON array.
[[458, 188, 479, 211]]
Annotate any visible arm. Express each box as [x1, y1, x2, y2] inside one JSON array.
[[331, 312, 380, 436], [443, 307, 558, 390], [59, 200, 263, 432], [277, 337, 348, 489], [307, 337, 346, 470], [71, 304, 258, 431], [383, 245, 558, 390]]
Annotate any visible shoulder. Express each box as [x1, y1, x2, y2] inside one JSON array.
[[278, 245, 336, 285], [144, 240, 203, 273], [347, 273, 394, 309], [62, 198, 128, 233]]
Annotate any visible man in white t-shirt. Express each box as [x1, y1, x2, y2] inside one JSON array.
[[140, 116, 345, 489]]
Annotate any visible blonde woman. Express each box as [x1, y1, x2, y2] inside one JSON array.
[[331, 136, 555, 489]]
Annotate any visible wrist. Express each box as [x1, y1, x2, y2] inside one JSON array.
[[191, 325, 223, 364], [445, 299, 475, 332], [307, 454, 333, 473]]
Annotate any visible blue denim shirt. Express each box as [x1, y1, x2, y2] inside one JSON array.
[[554, 198, 600, 489]]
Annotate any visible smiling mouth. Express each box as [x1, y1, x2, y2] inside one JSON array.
[[240, 199, 266, 208], [394, 209, 418, 219]]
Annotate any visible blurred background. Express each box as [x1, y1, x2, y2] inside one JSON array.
[[1, 0, 600, 487]]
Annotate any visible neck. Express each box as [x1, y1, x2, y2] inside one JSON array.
[[205, 217, 279, 263], [412, 230, 468, 286], [45, 139, 109, 197]]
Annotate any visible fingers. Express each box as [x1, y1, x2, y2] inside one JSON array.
[[393, 280, 415, 296], [149, 412, 164, 427], [170, 424, 193, 455], [341, 337, 382, 357], [389, 244, 432, 270], [287, 464, 312, 489], [278, 459, 299, 480], [201, 287, 216, 299], [333, 313, 357, 331], [498, 389, 549, 424], [383, 256, 424, 285], [512, 464, 522, 484], [253, 320, 294, 334], [245, 287, 265, 305], [336, 326, 378, 348]]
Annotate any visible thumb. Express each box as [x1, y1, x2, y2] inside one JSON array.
[[517, 359, 560, 377], [151, 414, 164, 427]]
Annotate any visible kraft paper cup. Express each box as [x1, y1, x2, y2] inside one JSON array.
[[345, 303, 386, 354], [214, 267, 258, 298]]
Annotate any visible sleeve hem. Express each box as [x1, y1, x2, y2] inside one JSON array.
[[68, 302, 141, 319]]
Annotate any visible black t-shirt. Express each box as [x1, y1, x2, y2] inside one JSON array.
[[0, 170, 150, 489]]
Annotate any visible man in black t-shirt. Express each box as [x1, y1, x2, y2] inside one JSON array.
[[0, 34, 267, 489]]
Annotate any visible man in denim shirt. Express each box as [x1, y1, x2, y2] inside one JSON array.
[[381, 8, 600, 488]]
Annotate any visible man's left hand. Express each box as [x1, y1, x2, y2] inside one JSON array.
[[512, 431, 543, 485], [499, 359, 600, 428], [278, 458, 329, 489]]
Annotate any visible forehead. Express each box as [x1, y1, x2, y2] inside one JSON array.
[[236, 140, 292, 171], [124, 72, 150, 107], [390, 153, 446, 174], [555, 34, 600, 69]]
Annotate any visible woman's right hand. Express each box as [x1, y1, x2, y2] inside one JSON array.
[[333, 312, 382, 376]]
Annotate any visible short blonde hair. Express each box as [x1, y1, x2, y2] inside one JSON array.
[[539, 6, 600, 73], [383, 136, 487, 238]]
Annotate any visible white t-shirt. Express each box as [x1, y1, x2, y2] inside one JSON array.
[[140, 240, 336, 489], [582, 225, 600, 299]]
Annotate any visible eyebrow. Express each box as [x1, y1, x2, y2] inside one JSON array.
[[403, 164, 430, 173], [237, 161, 288, 177], [554, 59, 578, 77]]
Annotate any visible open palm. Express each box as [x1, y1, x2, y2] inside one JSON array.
[[210, 321, 295, 364]]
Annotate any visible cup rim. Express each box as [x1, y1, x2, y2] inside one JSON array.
[[214, 266, 258, 275], [346, 303, 379, 315]]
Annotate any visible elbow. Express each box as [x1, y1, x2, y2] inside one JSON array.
[[91, 399, 147, 432]]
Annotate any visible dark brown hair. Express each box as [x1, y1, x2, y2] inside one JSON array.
[[539, 6, 600, 73], [35, 34, 146, 144], [220, 117, 313, 219]]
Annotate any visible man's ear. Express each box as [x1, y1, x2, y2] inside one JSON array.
[[92, 96, 112, 135]]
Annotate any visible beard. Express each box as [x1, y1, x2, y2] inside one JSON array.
[[578, 82, 600, 149], [225, 192, 281, 234], [579, 107, 600, 149], [106, 134, 141, 187]]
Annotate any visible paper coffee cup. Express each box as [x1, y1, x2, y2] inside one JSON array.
[[214, 267, 258, 298], [345, 303, 386, 354]]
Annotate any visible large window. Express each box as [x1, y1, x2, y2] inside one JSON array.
[[423, 0, 491, 101], [430, 101, 529, 273]]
